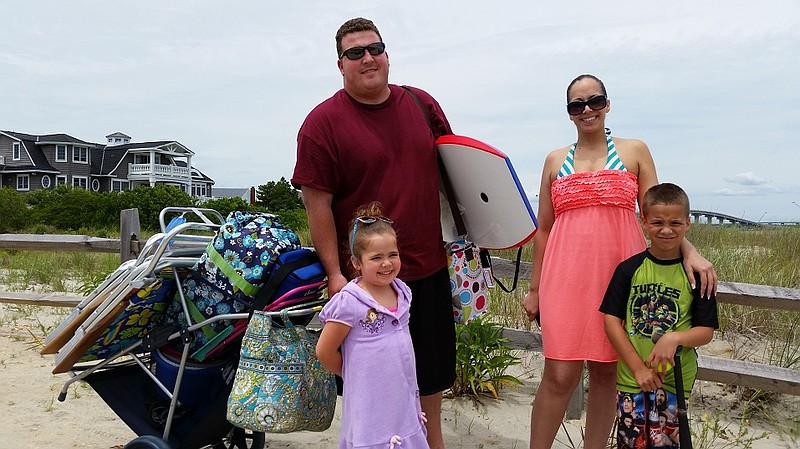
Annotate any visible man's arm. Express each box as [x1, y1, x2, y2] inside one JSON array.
[[301, 186, 348, 296]]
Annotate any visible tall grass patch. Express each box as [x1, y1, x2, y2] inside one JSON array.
[[0, 250, 119, 293]]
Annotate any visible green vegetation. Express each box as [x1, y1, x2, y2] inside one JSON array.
[[451, 316, 522, 400], [256, 177, 305, 212], [0, 179, 307, 233], [0, 187, 28, 233]]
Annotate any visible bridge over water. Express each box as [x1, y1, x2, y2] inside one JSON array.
[[690, 210, 799, 226]]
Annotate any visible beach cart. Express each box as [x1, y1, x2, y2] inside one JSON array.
[[47, 207, 327, 449]]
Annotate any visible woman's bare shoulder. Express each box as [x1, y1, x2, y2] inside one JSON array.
[[545, 145, 571, 163], [612, 137, 651, 157], [541, 145, 570, 174]]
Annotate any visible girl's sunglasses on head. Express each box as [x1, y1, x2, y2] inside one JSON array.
[[355, 216, 393, 225]]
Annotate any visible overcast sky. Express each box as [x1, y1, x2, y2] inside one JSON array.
[[2, 1, 799, 222]]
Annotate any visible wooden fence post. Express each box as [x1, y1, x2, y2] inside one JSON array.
[[566, 374, 584, 420], [119, 208, 140, 263]]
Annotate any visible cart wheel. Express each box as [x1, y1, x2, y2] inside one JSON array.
[[123, 435, 173, 449], [219, 427, 265, 449]]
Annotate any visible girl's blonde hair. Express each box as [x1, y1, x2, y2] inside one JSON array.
[[348, 201, 397, 266]]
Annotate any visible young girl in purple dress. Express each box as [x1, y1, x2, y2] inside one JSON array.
[[316, 201, 429, 449]]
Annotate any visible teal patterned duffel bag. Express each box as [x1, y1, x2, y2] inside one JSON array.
[[226, 310, 336, 433]]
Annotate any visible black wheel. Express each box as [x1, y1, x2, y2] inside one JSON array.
[[124, 435, 173, 449], [219, 427, 265, 449]]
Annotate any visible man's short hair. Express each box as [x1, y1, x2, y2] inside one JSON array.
[[335, 17, 383, 57], [642, 183, 690, 217]]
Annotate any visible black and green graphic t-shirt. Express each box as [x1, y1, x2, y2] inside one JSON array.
[[599, 250, 719, 395]]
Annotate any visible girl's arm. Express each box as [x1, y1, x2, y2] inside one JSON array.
[[316, 321, 350, 376]]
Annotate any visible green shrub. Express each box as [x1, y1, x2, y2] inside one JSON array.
[[274, 208, 309, 234], [27, 185, 102, 231], [0, 187, 28, 232], [116, 185, 196, 230], [451, 316, 522, 399]]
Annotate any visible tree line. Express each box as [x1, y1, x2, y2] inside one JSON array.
[[0, 177, 306, 234]]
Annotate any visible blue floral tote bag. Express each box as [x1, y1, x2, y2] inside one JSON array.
[[226, 310, 336, 433]]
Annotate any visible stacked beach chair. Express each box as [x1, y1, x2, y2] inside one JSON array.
[[42, 207, 327, 449]]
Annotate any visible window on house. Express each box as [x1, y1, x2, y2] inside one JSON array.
[[192, 185, 207, 197], [72, 176, 88, 190], [56, 175, 67, 186], [16, 174, 29, 191], [91, 179, 100, 192], [56, 145, 67, 162], [73, 146, 88, 163], [12, 142, 21, 160], [134, 154, 149, 164], [41, 175, 51, 188], [112, 180, 129, 192]]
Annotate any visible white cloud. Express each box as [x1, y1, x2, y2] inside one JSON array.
[[713, 188, 759, 196], [725, 172, 766, 186]]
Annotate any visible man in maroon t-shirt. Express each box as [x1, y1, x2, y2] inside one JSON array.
[[291, 17, 454, 449]]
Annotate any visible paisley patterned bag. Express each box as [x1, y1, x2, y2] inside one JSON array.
[[226, 310, 336, 433]]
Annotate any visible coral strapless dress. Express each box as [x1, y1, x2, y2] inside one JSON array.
[[539, 170, 646, 361]]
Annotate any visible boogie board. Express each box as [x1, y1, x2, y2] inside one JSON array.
[[437, 135, 537, 250]]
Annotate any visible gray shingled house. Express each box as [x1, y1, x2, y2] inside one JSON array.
[[0, 131, 214, 198]]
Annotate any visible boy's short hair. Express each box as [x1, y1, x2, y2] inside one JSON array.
[[335, 17, 383, 57], [642, 183, 690, 217]]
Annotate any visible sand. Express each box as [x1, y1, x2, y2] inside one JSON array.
[[0, 303, 796, 449]]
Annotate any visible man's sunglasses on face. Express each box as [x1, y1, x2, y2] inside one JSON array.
[[340, 42, 386, 60]]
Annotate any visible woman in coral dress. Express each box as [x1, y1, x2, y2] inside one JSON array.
[[522, 74, 716, 449]]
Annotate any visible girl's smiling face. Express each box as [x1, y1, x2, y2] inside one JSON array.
[[352, 233, 401, 288]]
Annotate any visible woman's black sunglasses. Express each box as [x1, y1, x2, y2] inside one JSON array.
[[339, 42, 386, 61], [567, 95, 608, 116]]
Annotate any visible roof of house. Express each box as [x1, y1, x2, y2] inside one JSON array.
[[213, 187, 250, 199], [1, 131, 58, 172]]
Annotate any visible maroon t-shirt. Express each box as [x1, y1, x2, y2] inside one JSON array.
[[292, 84, 452, 281]]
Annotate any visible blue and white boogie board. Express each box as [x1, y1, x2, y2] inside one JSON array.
[[437, 134, 537, 250]]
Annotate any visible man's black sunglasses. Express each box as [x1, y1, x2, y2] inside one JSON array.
[[339, 42, 386, 60], [567, 95, 608, 116]]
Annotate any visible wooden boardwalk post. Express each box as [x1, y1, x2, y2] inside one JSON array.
[[119, 208, 140, 263]]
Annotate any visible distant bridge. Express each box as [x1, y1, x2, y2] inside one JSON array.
[[690, 210, 799, 226], [690, 210, 760, 226]]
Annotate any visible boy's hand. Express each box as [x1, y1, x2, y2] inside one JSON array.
[[647, 333, 679, 374], [633, 365, 664, 392]]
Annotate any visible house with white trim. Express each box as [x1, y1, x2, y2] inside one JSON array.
[[0, 130, 214, 198]]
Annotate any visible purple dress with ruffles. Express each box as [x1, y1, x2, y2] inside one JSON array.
[[319, 278, 429, 448]]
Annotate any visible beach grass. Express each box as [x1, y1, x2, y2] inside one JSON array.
[[487, 224, 800, 369]]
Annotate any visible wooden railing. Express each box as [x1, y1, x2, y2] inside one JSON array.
[[1, 213, 798, 418], [489, 257, 800, 418]]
